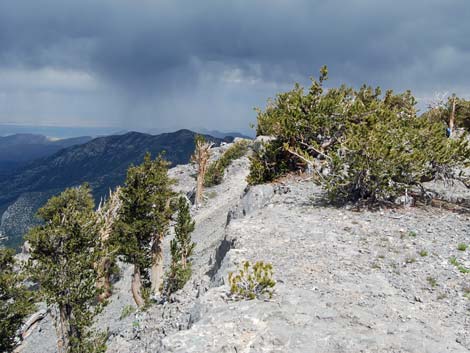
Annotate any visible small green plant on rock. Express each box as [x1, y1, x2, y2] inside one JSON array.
[[457, 243, 468, 251], [419, 250, 428, 257], [426, 276, 437, 288], [449, 256, 470, 274], [450, 256, 459, 266], [119, 305, 136, 320], [228, 261, 275, 300]]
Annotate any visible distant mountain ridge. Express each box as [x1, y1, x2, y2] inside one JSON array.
[[0, 129, 224, 249], [197, 129, 253, 140], [0, 133, 92, 174]]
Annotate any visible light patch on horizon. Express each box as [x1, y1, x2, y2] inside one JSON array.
[[0, 68, 100, 93]]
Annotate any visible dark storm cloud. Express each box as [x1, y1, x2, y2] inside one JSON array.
[[0, 0, 469, 132]]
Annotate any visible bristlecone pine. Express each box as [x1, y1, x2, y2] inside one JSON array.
[[26, 184, 105, 353], [0, 248, 35, 353], [112, 153, 175, 306], [165, 196, 195, 295]]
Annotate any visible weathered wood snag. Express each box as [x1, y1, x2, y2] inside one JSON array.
[[96, 187, 121, 302], [191, 135, 214, 206]]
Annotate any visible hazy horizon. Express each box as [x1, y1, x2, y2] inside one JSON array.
[[0, 123, 255, 139]]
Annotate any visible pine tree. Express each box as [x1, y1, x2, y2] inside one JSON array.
[[112, 152, 175, 306], [165, 196, 195, 295], [248, 66, 470, 204], [0, 248, 35, 353], [26, 184, 105, 353]]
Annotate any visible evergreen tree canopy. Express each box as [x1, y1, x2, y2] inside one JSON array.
[[26, 184, 105, 353], [249, 67, 470, 204], [112, 152, 175, 304], [0, 248, 35, 353], [165, 196, 195, 295]]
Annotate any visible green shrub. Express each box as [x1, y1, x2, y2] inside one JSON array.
[[119, 305, 136, 320], [205, 141, 250, 187], [449, 256, 470, 273], [426, 276, 437, 287], [228, 261, 275, 300], [457, 243, 468, 251], [419, 250, 428, 257], [248, 66, 470, 204], [247, 139, 294, 185], [325, 107, 469, 204], [164, 263, 192, 295]]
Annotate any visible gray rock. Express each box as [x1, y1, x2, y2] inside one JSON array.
[[394, 193, 415, 207], [233, 137, 252, 144], [227, 184, 275, 224], [253, 135, 276, 153]]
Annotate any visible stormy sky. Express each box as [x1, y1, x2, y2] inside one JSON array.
[[0, 0, 469, 135]]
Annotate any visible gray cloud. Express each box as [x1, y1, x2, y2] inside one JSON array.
[[0, 0, 469, 133]]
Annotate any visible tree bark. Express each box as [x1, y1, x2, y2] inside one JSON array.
[[449, 96, 456, 132], [181, 253, 187, 270], [195, 169, 205, 206], [192, 140, 213, 206], [131, 265, 145, 307], [97, 257, 112, 302], [150, 234, 164, 297], [55, 306, 70, 353], [20, 309, 47, 340]]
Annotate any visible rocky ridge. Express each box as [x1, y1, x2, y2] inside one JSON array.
[[19, 142, 470, 353]]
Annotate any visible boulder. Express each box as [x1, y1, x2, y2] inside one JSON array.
[[252, 135, 276, 153]]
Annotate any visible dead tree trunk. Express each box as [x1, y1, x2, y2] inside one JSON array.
[[191, 137, 214, 206], [150, 233, 164, 297], [131, 265, 145, 307], [96, 257, 112, 302], [96, 188, 121, 302], [449, 96, 456, 132], [54, 305, 71, 353], [195, 168, 205, 206]]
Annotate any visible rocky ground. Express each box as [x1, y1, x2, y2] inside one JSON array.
[[18, 144, 470, 353]]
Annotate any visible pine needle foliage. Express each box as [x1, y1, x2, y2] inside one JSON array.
[[228, 261, 275, 300], [204, 140, 250, 187], [165, 196, 195, 295], [111, 152, 175, 304], [0, 248, 35, 352], [326, 101, 470, 204], [248, 66, 470, 204], [26, 184, 106, 353]]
